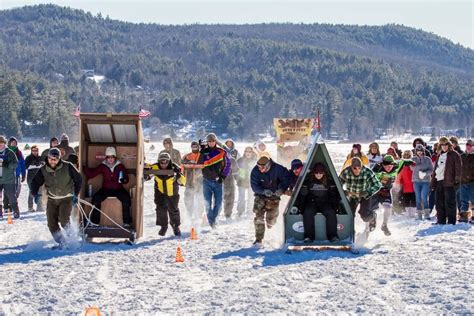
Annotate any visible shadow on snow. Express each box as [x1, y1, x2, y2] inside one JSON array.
[[212, 245, 376, 267], [0, 234, 181, 265], [415, 223, 471, 237]]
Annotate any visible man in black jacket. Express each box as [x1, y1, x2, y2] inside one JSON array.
[[31, 148, 82, 247]]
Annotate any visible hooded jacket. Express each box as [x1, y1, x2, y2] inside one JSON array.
[[41, 137, 59, 161], [84, 159, 129, 191], [411, 155, 433, 183], [250, 159, 290, 198], [25, 152, 44, 183], [0, 146, 19, 184], [7, 137, 26, 179], [159, 138, 182, 165], [58, 138, 76, 161]]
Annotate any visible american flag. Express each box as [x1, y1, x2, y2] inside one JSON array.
[[138, 108, 151, 119], [73, 105, 81, 117]]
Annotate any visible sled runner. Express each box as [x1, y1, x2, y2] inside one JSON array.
[[284, 140, 356, 252], [78, 113, 145, 242]]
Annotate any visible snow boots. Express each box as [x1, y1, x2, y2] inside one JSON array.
[[424, 209, 431, 220], [172, 225, 181, 237], [381, 224, 391, 236], [369, 213, 377, 232], [158, 226, 167, 236], [416, 210, 423, 220], [458, 212, 469, 223]]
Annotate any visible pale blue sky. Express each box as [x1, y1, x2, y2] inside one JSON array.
[[2, 0, 472, 48]]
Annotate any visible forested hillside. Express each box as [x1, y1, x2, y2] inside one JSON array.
[[0, 4, 473, 140]]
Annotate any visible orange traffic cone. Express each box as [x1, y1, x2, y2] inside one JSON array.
[[190, 228, 198, 240], [84, 307, 101, 316], [175, 244, 185, 263], [7, 211, 13, 225]]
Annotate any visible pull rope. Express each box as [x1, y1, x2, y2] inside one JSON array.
[[47, 193, 132, 235]]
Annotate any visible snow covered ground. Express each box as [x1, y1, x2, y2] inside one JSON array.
[[0, 142, 472, 314]]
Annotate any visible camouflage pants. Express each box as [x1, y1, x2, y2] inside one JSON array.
[[253, 195, 280, 241]]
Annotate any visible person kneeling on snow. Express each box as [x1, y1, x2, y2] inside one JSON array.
[[146, 152, 186, 236], [250, 154, 290, 246], [294, 163, 340, 243], [30, 148, 82, 247], [339, 157, 381, 233], [83, 147, 132, 227]]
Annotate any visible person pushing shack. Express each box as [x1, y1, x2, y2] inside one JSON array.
[[198, 133, 231, 228], [339, 157, 381, 235], [31, 148, 82, 248], [250, 153, 290, 247], [146, 152, 186, 237]]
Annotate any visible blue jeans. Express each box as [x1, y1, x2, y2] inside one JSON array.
[[414, 182, 430, 210], [459, 183, 474, 212], [203, 178, 223, 225]]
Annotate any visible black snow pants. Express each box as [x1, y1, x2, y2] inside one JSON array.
[[154, 189, 180, 228]]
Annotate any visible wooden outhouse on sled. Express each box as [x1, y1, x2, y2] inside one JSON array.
[[78, 113, 145, 242], [283, 139, 356, 252]]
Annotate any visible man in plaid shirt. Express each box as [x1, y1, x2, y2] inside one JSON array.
[[340, 157, 382, 231]]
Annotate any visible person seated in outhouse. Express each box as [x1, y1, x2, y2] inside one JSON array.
[[83, 146, 132, 227], [294, 163, 340, 243]]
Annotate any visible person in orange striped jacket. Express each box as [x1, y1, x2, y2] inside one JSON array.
[[197, 133, 231, 228]]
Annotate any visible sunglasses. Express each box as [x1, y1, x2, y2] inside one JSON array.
[[441, 143, 449, 146], [159, 160, 169, 164], [351, 166, 361, 170]]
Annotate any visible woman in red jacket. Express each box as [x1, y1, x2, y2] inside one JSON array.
[[84, 147, 132, 227], [396, 151, 416, 217]]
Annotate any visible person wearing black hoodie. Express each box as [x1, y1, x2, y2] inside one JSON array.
[[57, 133, 76, 161], [41, 137, 59, 161], [25, 145, 44, 212]]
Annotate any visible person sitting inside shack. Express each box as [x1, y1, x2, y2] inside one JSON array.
[[83, 147, 132, 227], [294, 163, 340, 243]]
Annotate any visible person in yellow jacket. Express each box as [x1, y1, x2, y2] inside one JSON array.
[[146, 152, 186, 237], [341, 144, 369, 171]]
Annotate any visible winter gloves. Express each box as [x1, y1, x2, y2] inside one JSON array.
[[217, 175, 226, 184], [263, 189, 283, 197]]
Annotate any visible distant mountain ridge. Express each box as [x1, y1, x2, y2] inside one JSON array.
[[1, 5, 472, 75], [0, 4, 472, 140]]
